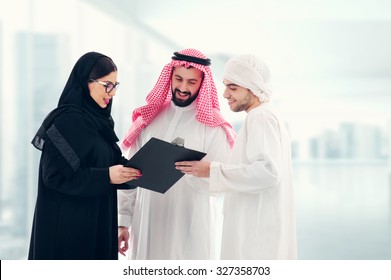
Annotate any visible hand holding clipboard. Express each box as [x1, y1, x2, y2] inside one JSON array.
[[123, 137, 206, 194]]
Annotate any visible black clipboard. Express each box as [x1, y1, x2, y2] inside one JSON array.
[[124, 137, 206, 194]]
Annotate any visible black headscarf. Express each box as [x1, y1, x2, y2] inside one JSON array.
[[32, 52, 119, 151]]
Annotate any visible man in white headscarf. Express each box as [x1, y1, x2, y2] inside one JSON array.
[[176, 54, 297, 259]]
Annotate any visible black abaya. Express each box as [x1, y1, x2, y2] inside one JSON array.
[[28, 52, 127, 259]]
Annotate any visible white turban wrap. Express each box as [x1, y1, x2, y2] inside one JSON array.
[[223, 54, 272, 102]]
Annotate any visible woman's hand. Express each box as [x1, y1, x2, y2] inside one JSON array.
[[175, 160, 211, 178], [109, 165, 141, 184]]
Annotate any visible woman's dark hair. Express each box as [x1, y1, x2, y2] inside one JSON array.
[[88, 56, 117, 80]]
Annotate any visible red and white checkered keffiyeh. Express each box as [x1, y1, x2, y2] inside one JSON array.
[[120, 48, 235, 149]]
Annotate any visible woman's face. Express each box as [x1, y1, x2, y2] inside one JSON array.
[[88, 71, 118, 108]]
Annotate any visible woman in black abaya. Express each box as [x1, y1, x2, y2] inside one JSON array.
[[28, 52, 140, 260]]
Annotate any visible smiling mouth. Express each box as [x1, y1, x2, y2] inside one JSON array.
[[175, 90, 191, 98]]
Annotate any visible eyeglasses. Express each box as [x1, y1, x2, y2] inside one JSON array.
[[89, 79, 120, 94]]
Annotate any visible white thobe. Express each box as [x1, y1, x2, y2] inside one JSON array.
[[210, 103, 297, 259], [118, 101, 231, 259]]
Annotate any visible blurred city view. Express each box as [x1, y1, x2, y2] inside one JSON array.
[[295, 122, 389, 160], [1, 0, 391, 260]]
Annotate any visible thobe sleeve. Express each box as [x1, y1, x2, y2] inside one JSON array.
[[210, 111, 281, 193], [117, 139, 140, 227], [182, 126, 231, 193], [41, 112, 111, 197]]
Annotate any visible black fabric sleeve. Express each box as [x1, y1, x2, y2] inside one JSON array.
[[40, 111, 111, 197], [119, 155, 128, 165]]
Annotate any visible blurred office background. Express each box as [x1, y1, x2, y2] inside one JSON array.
[[0, 0, 390, 259]]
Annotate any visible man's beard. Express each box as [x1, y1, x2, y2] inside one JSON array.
[[171, 89, 199, 107]]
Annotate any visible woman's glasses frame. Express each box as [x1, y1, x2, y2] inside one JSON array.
[[89, 79, 120, 94]]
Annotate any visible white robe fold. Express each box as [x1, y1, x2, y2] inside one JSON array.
[[210, 103, 297, 259], [118, 101, 231, 259]]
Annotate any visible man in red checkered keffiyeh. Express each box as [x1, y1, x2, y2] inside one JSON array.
[[118, 49, 235, 260], [120, 48, 235, 150]]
